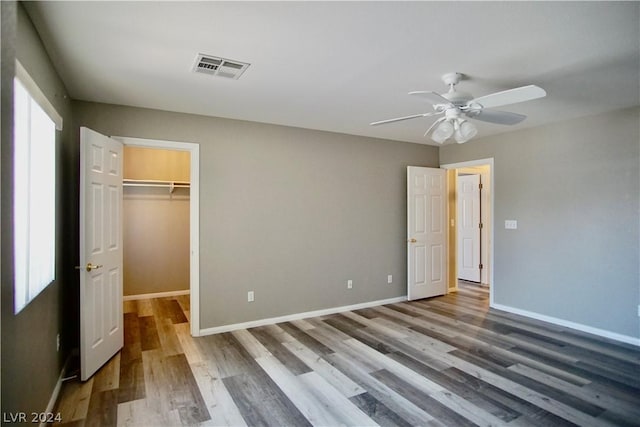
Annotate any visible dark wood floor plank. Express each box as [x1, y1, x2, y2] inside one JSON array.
[[153, 314, 184, 357], [352, 307, 383, 319], [139, 315, 161, 351], [248, 326, 312, 376], [449, 348, 607, 417], [323, 315, 394, 354], [349, 392, 414, 427], [326, 352, 440, 425], [324, 313, 369, 330], [595, 409, 640, 427], [92, 353, 120, 393], [165, 353, 210, 424], [508, 362, 640, 422], [175, 294, 190, 315], [398, 335, 612, 425], [85, 389, 118, 427], [164, 299, 189, 324], [199, 332, 262, 378], [441, 366, 579, 427], [150, 298, 188, 325], [559, 341, 640, 377], [223, 371, 312, 427], [372, 369, 477, 427], [277, 321, 335, 356], [574, 359, 640, 388], [510, 344, 640, 393], [387, 351, 522, 422], [584, 380, 640, 409], [118, 312, 145, 403], [382, 303, 423, 318], [305, 321, 386, 373]]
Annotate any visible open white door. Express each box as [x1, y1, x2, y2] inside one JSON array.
[[80, 127, 124, 380], [457, 174, 481, 282], [407, 166, 447, 300]]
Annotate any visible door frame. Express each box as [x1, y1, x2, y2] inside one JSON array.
[[441, 158, 494, 306], [114, 136, 201, 336]]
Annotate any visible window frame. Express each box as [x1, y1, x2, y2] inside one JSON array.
[[12, 61, 63, 313]]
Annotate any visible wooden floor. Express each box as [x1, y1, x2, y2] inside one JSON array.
[[53, 284, 640, 426]]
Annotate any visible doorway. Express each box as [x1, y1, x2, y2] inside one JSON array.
[[122, 146, 190, 301], [115, 136, 201, 336], [441, 158, 494, 305]]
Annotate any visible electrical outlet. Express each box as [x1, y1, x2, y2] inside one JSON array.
[[347, 280, 353, 289], [505, 220, 518, 229], [387, 275, 393, 284], [247, 291, 255, 302], [56, 334, 60, 352]]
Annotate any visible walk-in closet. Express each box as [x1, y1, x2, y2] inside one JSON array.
[[123, 146, 190, 298]]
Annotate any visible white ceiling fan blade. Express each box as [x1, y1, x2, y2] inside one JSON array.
[[370, 111, 439, 126], [469, 109, 527, 125], [470, 85, 546, 109], [409, 91, 453, 106], [424, 117, 446, 138]]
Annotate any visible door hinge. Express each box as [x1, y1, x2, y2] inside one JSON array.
[[479, 223, 483, 229], [479, 183, 483, 190], [479, 263, 484, 269]]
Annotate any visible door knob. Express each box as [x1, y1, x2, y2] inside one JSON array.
[[75, 263, 103, 272], [408, 238, 417, 243]]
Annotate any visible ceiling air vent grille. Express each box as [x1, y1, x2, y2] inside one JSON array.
[[193, 54, 250, 80]]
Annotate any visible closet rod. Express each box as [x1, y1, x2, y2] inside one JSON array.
[[123, 179, 190, 193]]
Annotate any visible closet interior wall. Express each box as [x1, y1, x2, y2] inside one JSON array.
[[123, 146, 190, 296]]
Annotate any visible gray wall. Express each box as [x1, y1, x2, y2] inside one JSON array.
[[1, 2, 76, 419], [123, 188, 190, 296], [73, 101, 440, 329], [441, 107, 640, 339]]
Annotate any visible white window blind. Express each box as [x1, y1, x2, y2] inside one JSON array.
[[13, 75, 57, 313]]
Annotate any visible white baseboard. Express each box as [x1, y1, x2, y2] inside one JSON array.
[[492, 303, 640, 347], [198, 296, 407, 336], [40, 354, 73, 427], [123, 289, 190, 301]]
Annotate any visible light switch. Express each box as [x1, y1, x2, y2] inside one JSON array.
[[505, 220, 518, 229]]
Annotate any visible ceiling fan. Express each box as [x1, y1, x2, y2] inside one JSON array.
[[370, 72, 546, 144]]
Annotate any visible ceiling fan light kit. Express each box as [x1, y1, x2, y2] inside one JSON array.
[[431, 120, 454, 143], [371, 72, 546, 144], [455, 120, 477, 143]]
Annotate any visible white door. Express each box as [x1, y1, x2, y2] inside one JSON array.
[[407, 166, 447, 300], [80, 127, 124, 380], [457, 174, 481, 282]]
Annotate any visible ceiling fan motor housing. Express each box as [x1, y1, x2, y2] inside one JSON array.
[[440, 72, 473, 106], [441, 91, 474, 107], [441, 72, 463, 86]]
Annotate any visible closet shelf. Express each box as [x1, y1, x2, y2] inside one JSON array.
[[123, 179, 190, 193]]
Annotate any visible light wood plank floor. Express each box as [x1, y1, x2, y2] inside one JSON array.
[[53, 284, 640, 426]]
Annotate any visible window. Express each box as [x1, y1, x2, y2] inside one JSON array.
[[13, 65, 61, 313]]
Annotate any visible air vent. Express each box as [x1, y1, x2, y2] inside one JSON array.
[[193, 54, 250, 80]]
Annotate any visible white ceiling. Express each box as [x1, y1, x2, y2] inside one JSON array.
[[24, 1, 639, 145]]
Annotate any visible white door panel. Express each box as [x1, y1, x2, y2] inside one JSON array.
[[407, 167, 447, 300], [80, 127, 123, 380], [457, 174, 481, 282]]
